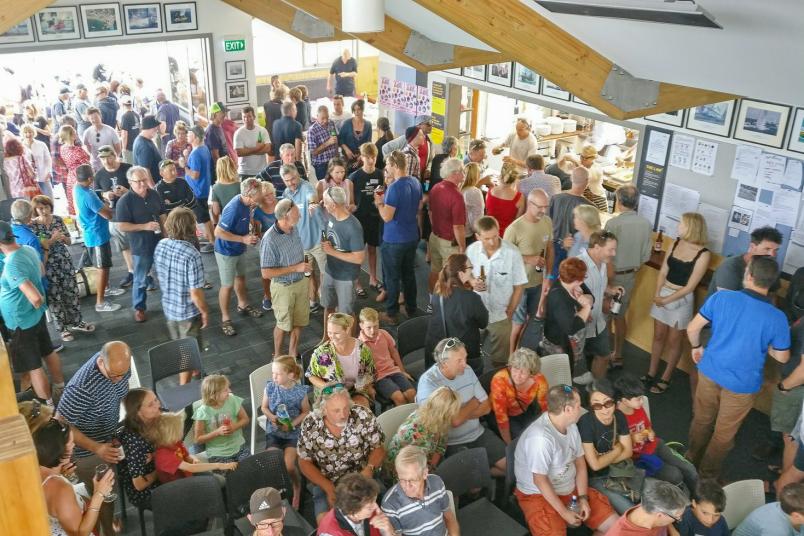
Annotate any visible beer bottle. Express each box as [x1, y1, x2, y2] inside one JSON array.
[[654, 230, 664, 252], [479, 265, 486, 282], [535, 248, 545, 273]]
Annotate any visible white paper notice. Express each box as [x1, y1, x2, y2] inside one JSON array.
[[753, 206, 777, 232], [757, 153, 787, 187], [645, 131, 670, 166], [783, 159, 804, 190], [637, 195, 658, 228], [697, 202, 729, 254], [691, 139, 718, 176], [731, 145, 762, 185], [771, 189, 801, 227], [669, 134, 694, 169], [783, 230, 804, 275], [658, 183, 700, 236]]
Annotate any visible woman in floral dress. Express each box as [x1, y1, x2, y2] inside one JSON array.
[[31, 195, 94, 341], [58, 125, 90, 216], [164, 121, 192, 177]]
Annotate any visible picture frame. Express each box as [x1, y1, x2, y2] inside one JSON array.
[[462, 65, 486, 81], [513, 63, 540, 93], [443, 67, 462, 76], [123, 3, 162, 34], [225, 60, 246, 80], [646, 109, 686, 127], [34, 7, 82, 42], [486, 62, 512, 87], [733, 98, 792, 149], [225, 81, 249, 104], [80, 3, 123, 39], [164, 2, 197, 32], [227, 105, 246, 123], [685, 100, 736, 137], [572, 95, 590, 106], [786, 108, 804, 154], [540, 79, 570, 101], [0, 17, 36, 44]]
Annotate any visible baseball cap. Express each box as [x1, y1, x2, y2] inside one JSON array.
[[209, 102, 223, 115], [249, 487, 284, 525], [141, 115, 160, 130], [189, 125, 205, 139], [76, 83, 87, 91], [581, 145, 598, 159], [97, 145, 115, 157], [0, 221, 14, 243], [76, 164, 94, 182], [405, 126, 421, 143], [159, 159, 176, 169], [59, 87, 71, 95]]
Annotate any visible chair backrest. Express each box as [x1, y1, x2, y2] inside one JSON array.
[[129, 357, 141, 389], [505, 435, 520, 498], [435, 447, 491, 500], [642, 395, 650, 420], [478, 366, 505, 396], [376, 403, 417, 447], [151, 475, 225, 535], [225, 450, 294, 519], [539, 354, 571, 387], [397, 315, 431, 359], [249, 363, 273, 454], [299, 346, 316, 386], [148, 337, 204, 387], [722, 479, 765, 530]]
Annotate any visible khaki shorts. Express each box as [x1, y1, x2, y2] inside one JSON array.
[[215, 252, 248, 287], [771, 385, 804, 434], [167, 315, 204, 350], [271, 278, 310, 331], [304, 243, 327, 280], [109, 221, 130, 252], [612, 271, 637, 313], [428, 233, 458, 273], [484, 318, 512, 366]]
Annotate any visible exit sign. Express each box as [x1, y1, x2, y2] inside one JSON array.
[[224, 39, 245, 52]]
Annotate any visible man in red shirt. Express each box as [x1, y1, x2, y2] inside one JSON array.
[[427, 157, 466, 294], [415, 115, 434, 181], [606, 480, 688, 536]]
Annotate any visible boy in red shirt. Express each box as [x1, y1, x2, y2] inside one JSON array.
[[357, 307, 416, 405]]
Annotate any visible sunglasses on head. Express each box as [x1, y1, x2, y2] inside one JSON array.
[[590, 399, 616, 411], [439, 337, 460, 362], [321, 383, 345, 396]]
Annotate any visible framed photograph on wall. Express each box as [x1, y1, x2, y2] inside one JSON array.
[[786, 108, 804, 154], [80, 3, 123, 39], [443, 67, 462, 75], [225, 81, 249, 104], [462, 65, 486, 81], [572, 95, 589, 105], [734, 98, 791, 148], [123, 3, 162, 34], [35, 7, 82, 42], [164, 2, 197, 32], [541, 79, 570, 101], [0, 18, 35, 44], [513, 63, 540, 93], [225, 60, 246, 80], [646, 110, 685, 127], [487, 62, 512, 87], [685, 100, 736, 137]]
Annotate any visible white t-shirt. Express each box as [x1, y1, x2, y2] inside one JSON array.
[[466, 239, 529, 323], [514, 412, 583, 495], [82, 125, 120, 171], [233, 124, 269, 175], [504, 132, 539, 164]]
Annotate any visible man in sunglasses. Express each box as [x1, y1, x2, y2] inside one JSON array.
[[605, 480, 688, 535]]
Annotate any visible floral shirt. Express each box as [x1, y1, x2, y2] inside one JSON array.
[[385, 411, 447, 470], [297, 405, 384, 482], [306, 339, 376, 393], [490, 369, 549, 431]]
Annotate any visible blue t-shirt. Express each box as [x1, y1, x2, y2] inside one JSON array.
[[383, 176, 422, 244], [186, 145, 212, 200], [214, 195, 250, 257], [677, 506, 730, 536], [271, 117, 303, 151], [253, 207, 276, 232], [11, 223, 44, 261], [733, 502, 803, 536], [263, 381, 308, 440], [0, 245, 45, 330], [699, 289, 791, 394], [74, 184, 111, 247], [283, 181, 323, 251]]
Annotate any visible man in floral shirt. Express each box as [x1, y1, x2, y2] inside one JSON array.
[[298, 386, 385, 523]]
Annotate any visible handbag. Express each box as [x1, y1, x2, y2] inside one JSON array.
[[603, 415, 643, 503]]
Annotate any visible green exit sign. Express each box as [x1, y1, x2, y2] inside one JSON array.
[[224, 39, 245, 52]]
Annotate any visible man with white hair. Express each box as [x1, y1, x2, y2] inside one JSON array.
[[382, 445, 460, 536], [272, 101, 303, 162], [427, 157, 466, 298], [548, 166, 593, 274], [321, 185, 365, 328], [416, 338, 507, 477], [297, 385, 385, 523], [258, 143, 307, 198]]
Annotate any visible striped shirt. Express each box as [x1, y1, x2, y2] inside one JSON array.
[[58, 354, 130, 458], [259, 223, 305, 284], [382, 474, 450, 536], [154, 238, 204, 321]]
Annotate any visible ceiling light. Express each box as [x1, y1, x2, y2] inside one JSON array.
[[342, 0, 384, 33]]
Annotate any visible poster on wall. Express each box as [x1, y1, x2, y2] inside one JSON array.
[[416, 86, 431, 116], [80, 3, 123, 39], [636, 126, 674, 229], [430, 81, 446, 146], [35, 7, 82, 41], [0, 18, 36, 44], [379, 77, 392, 107]]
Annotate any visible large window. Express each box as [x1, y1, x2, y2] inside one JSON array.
[[302, 40, 356, 69]]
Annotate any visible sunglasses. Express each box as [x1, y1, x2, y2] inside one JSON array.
[[657, 509, 682, 523], [321, 383, 345, 396], [440, 337, 460, 362], [589, 399, 616, 411]]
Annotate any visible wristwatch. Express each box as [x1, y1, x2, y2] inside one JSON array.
[[577, 494, 589, 502]]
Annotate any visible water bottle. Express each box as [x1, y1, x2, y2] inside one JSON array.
[[276, 404, 293, 431], [153, 215, 161, 235], [567, 495, 581, 527]]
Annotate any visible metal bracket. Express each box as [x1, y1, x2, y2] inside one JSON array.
[[403, 31, 455, 66], [291, 10, 335, 40], [601, 64, 660, 113]]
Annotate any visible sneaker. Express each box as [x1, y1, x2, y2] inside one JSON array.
[[200, 243, 214, 253], [95, 301, 122, 313], [118, 272, 134, 288], [309, 302, 322, 314], [572, 371, 595, 385], [69, 321, 95, 333], [262, 298, 273, 311], [104, 288, 125, 297], [425, 304, 433, 314], [146, 275, 157, 291]]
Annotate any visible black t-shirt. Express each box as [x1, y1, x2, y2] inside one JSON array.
[[782, 318, 804, 379], [350, 168, 383, 221], [263, 100, 283, 143], [114, 189, 165, 256], [120, 111, 141, 151], [94, 163, 132, 213], [34, 116, 49, 145], [544, 284, 590, 351], [429, 153, 449, 190], [156, 178, 196, 212], [375, 138, 389, 169], [545, 163, 572, 191], [330, 57, 358, 96], [271, 117, 303, 151], [577, 409, 629, 478], [425, 287, 489, 368]]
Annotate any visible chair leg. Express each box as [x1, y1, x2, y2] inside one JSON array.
[[138, 506, 147, 536]]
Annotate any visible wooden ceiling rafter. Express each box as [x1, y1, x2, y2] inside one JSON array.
[[222, 0, 350, 43], [0, 1, 52, 34]]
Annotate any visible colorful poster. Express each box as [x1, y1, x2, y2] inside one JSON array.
[[379, 77, 392, 107]]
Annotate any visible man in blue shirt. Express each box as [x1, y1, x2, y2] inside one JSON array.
[[156, 89, 180, 148], [74, 164, 124, 313], [185, 125, 215, 247], [10, 199, 45, 262], [686, 256, 791, 479], [271, 101, 303, 162], [734, 482, 804, 536], [213, 177, 264, 336], [0, 221, 63, 405], [133, 115, 162, 184], [205, 102, 228, 182]]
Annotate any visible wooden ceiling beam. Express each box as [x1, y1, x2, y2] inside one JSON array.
[[222, 0, 350, 43], [283, 0, 510, 72], [0, 1, 52, 34], [413, 0, 737, 119]]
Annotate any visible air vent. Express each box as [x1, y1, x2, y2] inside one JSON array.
[[533, 0, 721, 28]]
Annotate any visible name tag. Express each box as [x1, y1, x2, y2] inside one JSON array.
[[369, 179, 378, 184]]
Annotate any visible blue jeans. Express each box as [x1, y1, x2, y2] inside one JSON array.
[[313, 161, 328, 182], [132, 254, 154, 311], [37, 181, 53, 199], [381, 240, 418, 316]]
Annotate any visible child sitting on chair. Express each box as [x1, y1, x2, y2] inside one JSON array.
[[358, 307, 416, 406]]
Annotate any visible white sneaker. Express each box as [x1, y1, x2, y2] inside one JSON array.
[[95, 301, 122, 313], [104, 288, 125, 297], [573, 371, 595, 385]]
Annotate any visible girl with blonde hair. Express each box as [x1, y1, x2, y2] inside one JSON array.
[[461, 162, 485, 242], [192, 374, 251, 462], [565, 203, 602, 257]]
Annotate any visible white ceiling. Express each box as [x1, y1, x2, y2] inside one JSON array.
[[517, 0, 804, 107], [385, 0, 498, 52]]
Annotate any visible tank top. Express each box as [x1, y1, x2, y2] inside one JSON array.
[[42, 474, 84, 536], [666, 239, 708, 286], [338, 341, 362, 388], [485, 189, 522, 236]]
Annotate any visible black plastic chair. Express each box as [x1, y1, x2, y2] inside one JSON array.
[[477, 366, 505, 434], [151, 475, 226, 536], [225, 450, 295, 532], [299, 346, 316, 387], [148, 337, 205, 412], [397, 314, 431, 380], [504, 436, 527, 525]]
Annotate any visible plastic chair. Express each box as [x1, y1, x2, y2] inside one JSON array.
[[249, 363, 273, 454], [397, 315, 431, 359], [119, 358, 143, 422], [225, 450, 294, 530], [539, 353, 571, 387], [376, 403, 417, 447], [642, 395, 651, 420], [722, 479, 765, 530], [151, 475, 226, 536], [148, 337, 205, 412], [300, 346, 316, 387], [505, 436, 527, 524]]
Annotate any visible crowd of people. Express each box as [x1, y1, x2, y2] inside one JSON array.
[[4, 71, 803, 536]]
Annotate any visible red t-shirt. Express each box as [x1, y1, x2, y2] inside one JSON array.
[[623, 407, 657, 456], [428, 180, 466, 241], [359, 329, 400, 380], [417, 139, 429, 177], [155, 441, 193, 483], [606, 506, 667, 536]]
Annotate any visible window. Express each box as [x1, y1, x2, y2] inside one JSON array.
[[302, 40, 357, 69]]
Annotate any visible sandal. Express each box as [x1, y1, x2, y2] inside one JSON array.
[[237, 304, 264, 318], [640, 374, 655, 386], [221, 320, 237, 336], [61, 330, 75, 342], [369, 282, 384, 292], [650, 379, 671, 394], [355, 287, 367, 298]]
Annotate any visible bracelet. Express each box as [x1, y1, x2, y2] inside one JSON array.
[[89, 506, 101, 512], [691, 344, 702, 349]]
